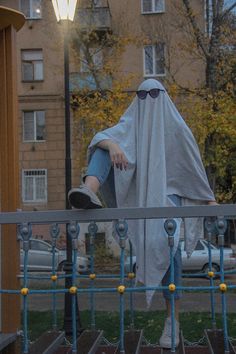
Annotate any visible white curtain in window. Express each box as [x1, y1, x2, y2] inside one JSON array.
[[36, 176, 46, 200], [34, 61, 43, 80], [144, 46, 154, 75], [23, 112, 34, 141], [23, 170, 46, 202], [24, 176, 34, 201], [154, 0, 164, 12]]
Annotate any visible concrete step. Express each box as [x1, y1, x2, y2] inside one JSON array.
[[31, 328, 236, 354], [75, 329, 103, 354], [205, 329, 236, 354], [29, 331, 65, 354], [123, 329, 143, 354], [54, 330, 104, 354], [0, 333, 17, 351]]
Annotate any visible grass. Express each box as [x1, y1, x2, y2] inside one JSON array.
[[27, 310, 236, 344]]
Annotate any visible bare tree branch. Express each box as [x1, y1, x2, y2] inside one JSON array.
[[182, 0, 209, 59], [221, 1, 236, 18]]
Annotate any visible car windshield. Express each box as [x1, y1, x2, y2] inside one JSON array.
[[180, 240, 215, 250], [20, 239, 59, 252], [30, 240, 51, 251]]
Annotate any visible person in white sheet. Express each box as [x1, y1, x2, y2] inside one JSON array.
[[68, 79, 216, 348]]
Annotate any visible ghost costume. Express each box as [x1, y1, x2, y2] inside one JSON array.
[[88, 79, 215, 304]]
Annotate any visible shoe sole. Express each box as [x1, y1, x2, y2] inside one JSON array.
[[69, 190, 102, 209]]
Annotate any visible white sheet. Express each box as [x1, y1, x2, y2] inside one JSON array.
[[88, 79, 215, 304]]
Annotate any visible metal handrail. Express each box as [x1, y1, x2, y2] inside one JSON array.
[[0, 205, 236, 353]]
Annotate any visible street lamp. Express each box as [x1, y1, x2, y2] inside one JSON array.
[[52, 0, 77, 21], [52, 0, 82, 336]]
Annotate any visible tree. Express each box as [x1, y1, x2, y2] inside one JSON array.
[[69, 1, 138, 175], [167, 0, 236, 202]]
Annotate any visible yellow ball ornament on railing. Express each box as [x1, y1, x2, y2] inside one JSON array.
[[117, 285, 126, 294], [51, 274, 58, 281], [69, 286, 77, 294], [219, 283, 227, 292], [168, 283, 176, 292], [89, 273, 96, 280], [208, 271, 214, 278], [21, 288, 29, 296], [127, 272, 135, 279]]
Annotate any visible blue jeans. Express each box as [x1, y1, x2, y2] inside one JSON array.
[[86, 148, 182, 300], [86, 148, 113, 185]]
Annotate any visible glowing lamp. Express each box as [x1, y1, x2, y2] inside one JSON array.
[[52, 0, 77, 21]]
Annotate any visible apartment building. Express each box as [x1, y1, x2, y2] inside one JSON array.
[[0, 0, 206, 249], [1, 0, 206, 211]]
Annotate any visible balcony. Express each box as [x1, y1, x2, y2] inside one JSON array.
[[77, 6, 111, 32], [70, 72, 112, 91]]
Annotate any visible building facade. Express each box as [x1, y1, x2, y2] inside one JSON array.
[[0, 0, 206, 251]]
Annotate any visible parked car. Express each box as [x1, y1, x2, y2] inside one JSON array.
[[125, 239, 236, 274], [20, 239, 90, 273]]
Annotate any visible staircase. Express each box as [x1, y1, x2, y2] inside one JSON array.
[[23, 328, 236, 354]]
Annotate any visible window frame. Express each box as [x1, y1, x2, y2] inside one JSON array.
[[22, 169, 47, 203], [195, 241, 205, 251], [143, 43, 166, 77], [23, 110, 46, 142], [141, 0, 165, 14], [20, 0, 42, 19], [21, 49, 44, 82]]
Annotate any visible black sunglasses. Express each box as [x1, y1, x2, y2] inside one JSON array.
[[136, 88, 164, 100]]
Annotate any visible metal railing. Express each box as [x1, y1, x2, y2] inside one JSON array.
[[0, 204, 236, 353]]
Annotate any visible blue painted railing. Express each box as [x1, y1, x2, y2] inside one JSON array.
[[0, 204, 236, 353]]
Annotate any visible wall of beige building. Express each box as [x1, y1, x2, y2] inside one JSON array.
[[3, 0, 207, 212], [16, 0, 66, 211], [0, 0, 206, 255], [108, 0, 205, 89]]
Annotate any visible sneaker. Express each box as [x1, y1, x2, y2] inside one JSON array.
[[159, 317, 180, 348], [68, 185, 102, 209]]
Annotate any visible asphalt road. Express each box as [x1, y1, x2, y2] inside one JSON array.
[[26, 274, 236, 313]]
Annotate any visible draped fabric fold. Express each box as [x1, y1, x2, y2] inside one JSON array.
[[88, 79, 215, 304]]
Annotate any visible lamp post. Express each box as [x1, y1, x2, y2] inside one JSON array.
[[52, 0, 82, 335]]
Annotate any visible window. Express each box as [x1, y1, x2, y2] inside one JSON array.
[[22, 169, 47, 203], [195, 241, 205, 251], [20, 0, 42, 19], [80, 47, 103, 73], [30, 240, 51, 252], [143, 43, 165, 76], [23, 111, 45, 142], [141, 0, 165, 14], [92, 0, 104, 6], [21, 50, 43, 81]]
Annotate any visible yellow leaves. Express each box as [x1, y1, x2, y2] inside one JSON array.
[[168, 84, 236, 202], [72, 81, 133, 170], [167, 84, 178, 99]]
